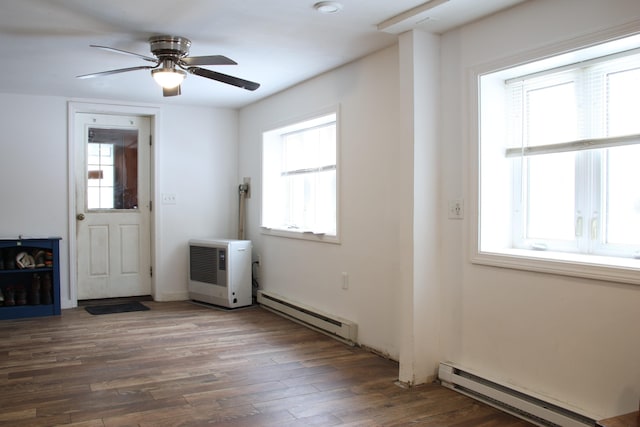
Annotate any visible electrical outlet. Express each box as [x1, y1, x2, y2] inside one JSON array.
[[448, 199, 464, 219], [341, 272, 349, 290]]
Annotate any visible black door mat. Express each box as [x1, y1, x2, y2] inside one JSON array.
[[78, 295, 153, 307], [85, 301, 150, 315]]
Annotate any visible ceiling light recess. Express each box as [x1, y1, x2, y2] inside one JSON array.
[[314, 1, 343, 14]]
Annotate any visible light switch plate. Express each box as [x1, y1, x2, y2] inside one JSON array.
[[162, 193, 177, 205]]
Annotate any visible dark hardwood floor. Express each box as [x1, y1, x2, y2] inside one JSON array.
[[0, 301, 534, 426]]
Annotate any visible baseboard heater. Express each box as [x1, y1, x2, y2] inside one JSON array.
[[257, 290, 357, 345], [438, 362, 596, 427]]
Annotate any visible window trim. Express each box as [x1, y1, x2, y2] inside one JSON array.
[[470, 26, 640, 286], [260, 105, 341, 244]]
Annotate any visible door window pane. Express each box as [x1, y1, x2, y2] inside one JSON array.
[[87, 128, 139, 210]]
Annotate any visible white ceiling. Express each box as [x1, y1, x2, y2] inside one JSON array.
[[0, 0, 526, 109]]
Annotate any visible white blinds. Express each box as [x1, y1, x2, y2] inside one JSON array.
[[504, 133, 640, 157], [504, 49, 640, 157]]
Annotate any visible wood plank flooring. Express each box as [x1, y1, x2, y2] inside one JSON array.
[[0, 301, 534, 426]]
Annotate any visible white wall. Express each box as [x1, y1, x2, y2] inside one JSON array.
[[439, 0, 640, 418], [239, 46, 407, 359], [0, 94, 71, 297], [239, 0, 640, 418], [154, 105, 239, 301], [0, 94, 239, 307]]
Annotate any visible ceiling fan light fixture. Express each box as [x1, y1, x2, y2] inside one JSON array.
[[151, 68, 186, 89], [314, 1, 343, 14], [81, 37, 260, 96]]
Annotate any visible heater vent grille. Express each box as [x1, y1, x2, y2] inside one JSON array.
[[458, 385, 558, 427], [257, 290, 357, 344], [189, 246, 219, 285], [439, 363, 596, 427], [259, 292, 342, 327]]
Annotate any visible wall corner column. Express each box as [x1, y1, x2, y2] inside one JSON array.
[[397, 29, 442, 385]]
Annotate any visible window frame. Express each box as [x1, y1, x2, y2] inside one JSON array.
[[507, 59, 640, 256], [260, 105, 341, 244], [471, 29, 640, 286]]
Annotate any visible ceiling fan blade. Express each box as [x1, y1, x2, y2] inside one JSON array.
[[188, 67, 260, 91], [90, 45, 158, 63], [163, 85, 181, 97], [76, 65, 155, 79], [181, 55, 237, 66]]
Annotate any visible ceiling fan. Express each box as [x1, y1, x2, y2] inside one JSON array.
[[77, 35, 260, 97]]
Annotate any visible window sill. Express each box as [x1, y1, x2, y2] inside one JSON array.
[[472, 248, 640, 286], [260, 227, 340, 244]]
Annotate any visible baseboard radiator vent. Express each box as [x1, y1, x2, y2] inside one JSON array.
[[438, 362, 596, 427], [257, 290, 357, 345]]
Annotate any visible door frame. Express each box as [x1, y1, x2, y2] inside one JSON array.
[[67, 101, 160, 308]]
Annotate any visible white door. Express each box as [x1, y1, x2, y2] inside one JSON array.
[[75, 113, 151, 300]]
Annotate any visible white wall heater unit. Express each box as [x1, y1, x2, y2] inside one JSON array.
[[188, 239, 252, 309], [257, 290, 357, 345], [438, 362, 596, 427]]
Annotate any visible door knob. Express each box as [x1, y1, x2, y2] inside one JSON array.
[[76, 213, 85, 221]]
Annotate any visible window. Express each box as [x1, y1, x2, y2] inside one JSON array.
[[476, 33, 640, 283], [87, 128, 139, 210], [262, 109, 339, 242]]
